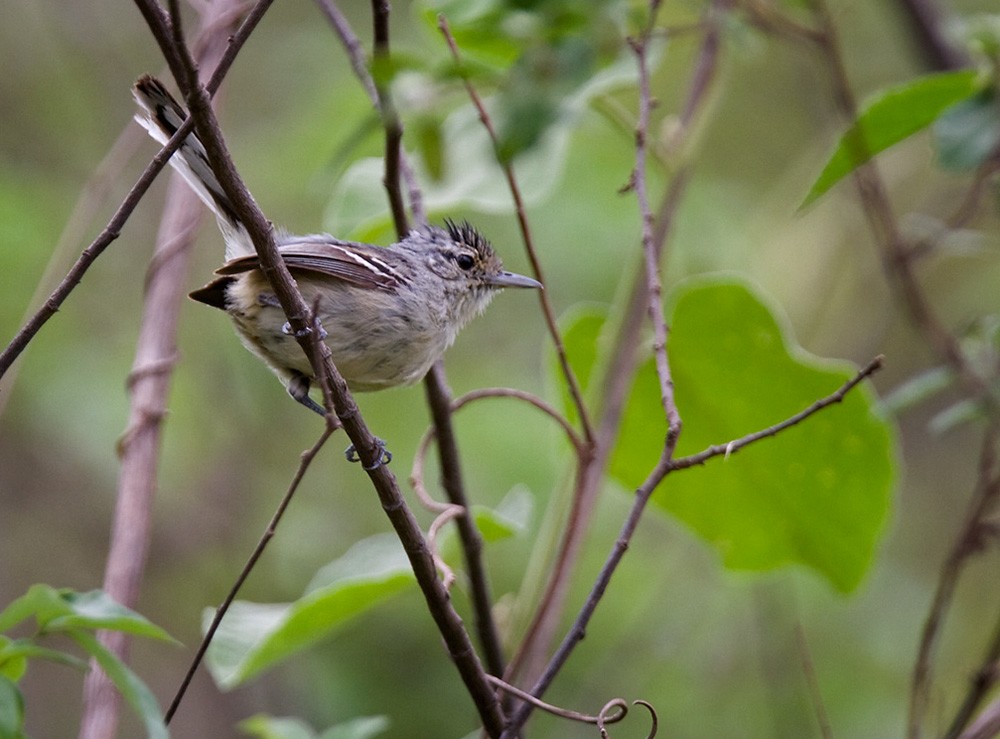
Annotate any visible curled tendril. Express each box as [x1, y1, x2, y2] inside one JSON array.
[[485, 675, 657, 737], [597, 698, 657, 738], [407, 386, 587, 587]]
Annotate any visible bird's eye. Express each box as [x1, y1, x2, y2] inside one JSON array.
[[456, 254, 475, 270]]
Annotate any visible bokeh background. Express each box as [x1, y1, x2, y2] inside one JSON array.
[[2, 0, 999, 736]]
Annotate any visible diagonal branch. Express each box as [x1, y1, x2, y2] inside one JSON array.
[[0, 0, 274, 383], [133, 1, 506, 732]]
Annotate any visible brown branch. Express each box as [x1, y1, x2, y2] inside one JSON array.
[[78, 159, 205, 739], [892, 0, 968, 71], [945, 607, 1000, 738], [910, 425, 1000, 738], [422, 364, 507, 678], [502, 2, 722, 691], [313, 0, 426, 225], [0, 0, 272, 383], [166, 426, 335, 723], [796, 624, 834, 739], [133, 1, 505, 732], [371, 0, 409, 235], [959, 696, 1000, 739], [806, 0, 989, 405], [503, 3, 679, 733], [502, 344, 882, 736], [670, 355, 884, 471], [797, 4, 999, 737], [438, 15, 595, 446]]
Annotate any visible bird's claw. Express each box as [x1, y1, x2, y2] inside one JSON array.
[[281, 321, 328, 340], [345, 437, 392, 470]]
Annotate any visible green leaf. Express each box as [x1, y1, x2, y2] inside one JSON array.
[[0, 585, 69, 632], [47, 590, 176, 643], [472, 485, 533, 542], [319, 716, 391, 739], [68, 630, 168, 739], [803, 69, 981, 207], [325, 47, 648, 236], [934, 90, 1000, 171], [0, 675, 25, 739], [0, 638, 27, 684], [239, 714, 317, 739], [238, 714, 391, 739], [0, 638, 88, 678], [552, 303, 612, 428], [609, 279, 896, 592], [206, 535, 413, 689]]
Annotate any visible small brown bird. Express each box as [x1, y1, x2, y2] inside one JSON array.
[[133, 75, 541, 416]]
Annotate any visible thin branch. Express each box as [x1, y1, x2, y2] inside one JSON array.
[[501, 351, 881, 736], [165, 427, 335, 723], [796, 624, 834, 739], [371, 0, 409, 235], [438, 15, 595, 447], [670, 355, 884, 471], [945, 607, 1000, 739], [79, 157, 205, 739], [910, 424, 1000, 738], [959, 696, 1000, 739], [78, 5, 255, 737], [451, 387, 585, 454], [892, 0, 968, 71], [422, 365, 507, 677], [485, 674, 628, 728], [806, 0, 990, 405], [313, 0, 426, 224], [0, 0, 272, 383], [502, 2, 722, 691], [503, 3, 679, 733]]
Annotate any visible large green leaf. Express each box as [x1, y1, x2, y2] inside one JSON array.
[[205, 535, 414, 689], [564, 280, 896, 592], [803, 69, 981, 207]]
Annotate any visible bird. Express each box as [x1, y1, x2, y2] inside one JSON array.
[[132, 75, 541, 420]]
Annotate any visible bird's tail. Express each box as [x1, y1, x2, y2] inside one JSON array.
[[132, 75, 252, 259]]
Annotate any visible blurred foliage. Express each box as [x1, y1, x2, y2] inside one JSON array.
[[0, 586, 174, 738], [3, 0, 1000, 737]]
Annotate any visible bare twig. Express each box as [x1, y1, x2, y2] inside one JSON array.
[[911, 425, 1000, 738], [892, 0, 968, 71], [501, 351, 883, 736], [312, 0, 426, 224], [502, 3, 680, 733], [0, 124, 144, 415], [421, 365, 507, 676], [797, 4, 999, 737], [945, 608, 1000, 738], [502, 0, 723, 691], [0, 0, 272, 383], [166, 426, 335, 723], [796, 624, 834, 739], [959, 696, 1000, 739], [670, 356, 884, 471], [438, 15, 595, 446], [371, 0, 409, 235]]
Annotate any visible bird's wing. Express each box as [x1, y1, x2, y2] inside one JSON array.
[[215, 238, 410, 291]]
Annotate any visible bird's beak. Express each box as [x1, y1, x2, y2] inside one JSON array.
[[489, 271, 543, 289]]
